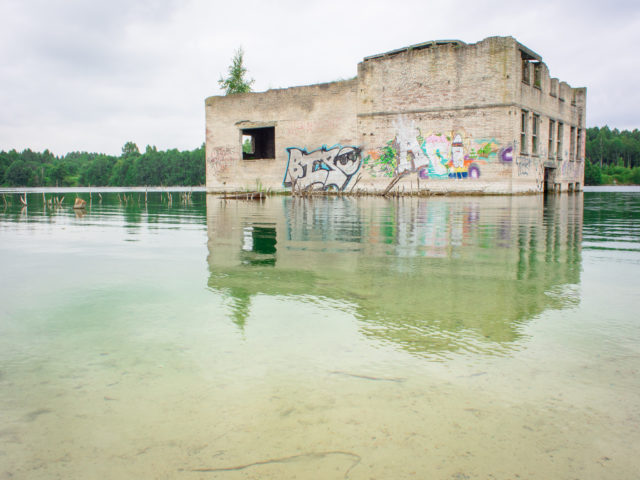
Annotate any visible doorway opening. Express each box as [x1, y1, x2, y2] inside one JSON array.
[[543, 167, 556, 194]]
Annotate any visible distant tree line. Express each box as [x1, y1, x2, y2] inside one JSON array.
[[0, 142, 205, 187], [585, 127, 640, 185]]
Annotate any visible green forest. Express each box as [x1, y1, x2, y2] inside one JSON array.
[[0, 142, 204, 187], [584, 127, 640, 185], [1, 127, 639, 187]]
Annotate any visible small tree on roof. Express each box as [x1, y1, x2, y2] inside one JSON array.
[[218, 47, 254, 95]]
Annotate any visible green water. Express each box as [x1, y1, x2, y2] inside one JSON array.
[[0, 191, 638, 479]]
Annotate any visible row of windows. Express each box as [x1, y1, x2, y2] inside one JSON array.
[[520, 110, 582, 160], [521, 53, 578, 105]]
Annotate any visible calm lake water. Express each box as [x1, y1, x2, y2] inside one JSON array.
[[0, 190, 638, 479]]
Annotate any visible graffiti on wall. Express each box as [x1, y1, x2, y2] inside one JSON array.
[[499, 145, 514, 163], [516, 156, 531, 176], [363, 120, 502, 180], [207, 146, 234, 174], [283, 145, 362, 191], [516, 156, 544, 191], [560, 160, 584, 180]]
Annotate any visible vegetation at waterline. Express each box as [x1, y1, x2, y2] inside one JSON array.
[[0, 142, 204, 187], [584, 126, 640, 185]]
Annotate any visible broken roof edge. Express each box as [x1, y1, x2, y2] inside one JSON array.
[[515, 41, 542, 62], [361, 36, 544, 63], [363, 39, 467, 61], [205, 77, 357, 104]]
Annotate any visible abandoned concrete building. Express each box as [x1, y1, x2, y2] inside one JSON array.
[[205, 36, 586, 195]]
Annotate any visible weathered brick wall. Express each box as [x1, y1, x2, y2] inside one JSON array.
[[356, 107, 516, 194], [205, 36, 585, 194], [516, 47, 587, 192], [358, 37, 516, 116], [354, 37, 518, 194], [205, 80, 357, 192]]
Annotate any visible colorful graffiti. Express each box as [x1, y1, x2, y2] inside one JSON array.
[[499, 145, 514, 163], [283, 145, 362, 191], [363, 120, 501, 180]]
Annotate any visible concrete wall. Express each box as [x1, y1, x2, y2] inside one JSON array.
[[356, 37, 518, 194], [205, 79, 358, 191], [205, 36, 586, 195], [515, 41, 587, 193]]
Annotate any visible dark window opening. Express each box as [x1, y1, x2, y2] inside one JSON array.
[[533, 62, 542, 88], [522, 58, 531, 84], [520, 50, 538, 85], [520, 110, 528, 154], [241, 127, 275, 160], [532, 114, 539, 155], [557, 122, 563, 160], [548, 120, 555, 159], [577, 128, 583, 161]]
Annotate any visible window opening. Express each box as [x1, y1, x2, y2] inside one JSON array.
[[533, 63, 542, 88], [577, 128, 583, 161], [522, 58, 530, 84], [548, 120, 555, 159], [241, 127, 275, 160], [557, 122, 563, 160], [570, 126, 576, 161], [520, 110, 528, 154], [532, 114, 539, 155]]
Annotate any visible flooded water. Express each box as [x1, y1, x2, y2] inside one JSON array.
[[0, 190, 638, 479]]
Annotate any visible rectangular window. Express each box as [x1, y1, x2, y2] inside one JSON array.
[[520, 110, 528, 153], [533, 63, 542, 88], [577, 128, 583, 160], [557, 122, 563, 160], [241, 127, 275, 160], [548, 120, 555, 159], [522, 59, 530, 84], [532, 114, 539, 155], [570, 126, 576, 161]]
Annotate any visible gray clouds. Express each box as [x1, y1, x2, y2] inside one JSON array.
[[1, 0, 638, 155]]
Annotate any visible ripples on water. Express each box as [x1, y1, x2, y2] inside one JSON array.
[[0, 190, 638, 479]]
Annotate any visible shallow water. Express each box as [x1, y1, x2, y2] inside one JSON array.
[[0, 191, 638, 479]]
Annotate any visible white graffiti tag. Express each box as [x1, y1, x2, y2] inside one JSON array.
[[283, 145, 362, 191], [394, 119, 448, 176]]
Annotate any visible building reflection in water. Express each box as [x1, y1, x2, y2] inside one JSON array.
[[206, 194, 583, 358]]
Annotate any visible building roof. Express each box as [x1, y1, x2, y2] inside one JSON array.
[[363, 40, 466, 61]]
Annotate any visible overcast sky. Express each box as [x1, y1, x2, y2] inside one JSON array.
[[1, 0, 638, 156]]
